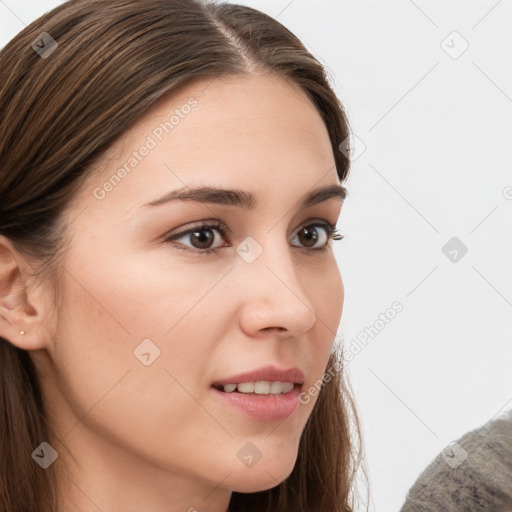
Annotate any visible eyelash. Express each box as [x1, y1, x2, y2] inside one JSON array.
[[163, 220, 344, 256]]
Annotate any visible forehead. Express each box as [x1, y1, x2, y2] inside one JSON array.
[[94, 73, 330, 165], [77, 72, 337, 215]]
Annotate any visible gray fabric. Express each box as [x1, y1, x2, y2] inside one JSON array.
[[399, 409, 512, 511]]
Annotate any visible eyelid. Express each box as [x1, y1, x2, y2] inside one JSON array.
[[163, 219, 230, 241]]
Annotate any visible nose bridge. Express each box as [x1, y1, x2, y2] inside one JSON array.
[[235, 232, 317, 335]]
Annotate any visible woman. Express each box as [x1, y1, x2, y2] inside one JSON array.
[[0, 1, 368, 511]]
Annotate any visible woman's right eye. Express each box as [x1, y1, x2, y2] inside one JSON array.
[[163, 222, 230, 255]]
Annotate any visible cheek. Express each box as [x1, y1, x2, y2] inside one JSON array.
[[51, 264, 229, 468], [54, 253, 213, 381], [307, 262, 343, 378], [311, 261, 344, 336], [54, 244, 235, 394], [60, 240, 212, 339], [326, 264, 344, 316]]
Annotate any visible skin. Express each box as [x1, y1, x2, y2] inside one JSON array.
[[0, 72, 345, 512]]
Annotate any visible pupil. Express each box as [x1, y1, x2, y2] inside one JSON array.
[[192, 229, 214, 249], [301, 227, 318, 247]]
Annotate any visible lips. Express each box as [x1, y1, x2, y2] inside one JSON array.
[[210, 365, 305, 388]]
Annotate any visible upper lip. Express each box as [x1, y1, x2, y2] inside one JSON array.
[[211, 365, 305, 387]]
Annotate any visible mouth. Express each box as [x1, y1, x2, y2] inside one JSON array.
[[209, 365, 305, 421], [210, 383, 302, 422]]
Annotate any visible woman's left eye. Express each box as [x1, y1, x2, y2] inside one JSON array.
[[163, 220, 343, 255]]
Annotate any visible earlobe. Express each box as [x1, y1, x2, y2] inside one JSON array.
[[0, 235, 48, 351]]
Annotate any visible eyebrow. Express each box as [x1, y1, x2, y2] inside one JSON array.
[[142, 183, 346, 210]]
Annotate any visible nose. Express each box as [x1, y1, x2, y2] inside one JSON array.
[[236, 237, 317, 339]]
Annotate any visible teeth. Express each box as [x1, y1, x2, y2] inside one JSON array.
[[222, 381, 295, 394], [237, 382, 255, 393]]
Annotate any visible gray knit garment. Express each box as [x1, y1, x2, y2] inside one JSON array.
[[399, 409, 512, 511]]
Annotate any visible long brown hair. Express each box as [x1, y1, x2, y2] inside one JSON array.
[[0, 1, 369, 510]]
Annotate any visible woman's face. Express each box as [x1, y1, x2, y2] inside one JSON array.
[[33, 73, 345, 509]]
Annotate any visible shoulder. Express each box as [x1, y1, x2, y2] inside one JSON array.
[[399, 409, 512, 511]]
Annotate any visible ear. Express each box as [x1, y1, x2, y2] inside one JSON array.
[[0, 234, 50, 351]]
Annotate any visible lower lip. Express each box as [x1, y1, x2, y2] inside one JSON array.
[[210, 385, 301, 422]]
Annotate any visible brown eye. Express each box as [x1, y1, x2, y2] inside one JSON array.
[[297, 226, 320, 248], [291, 223, 331, 250], [163, 221, 230, 254], [188, 228, 216, 249]]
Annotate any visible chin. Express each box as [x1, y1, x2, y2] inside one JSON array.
[[228, 458, 297, 494]]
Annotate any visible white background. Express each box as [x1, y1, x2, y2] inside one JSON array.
[[1, 1, 511, 511]]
